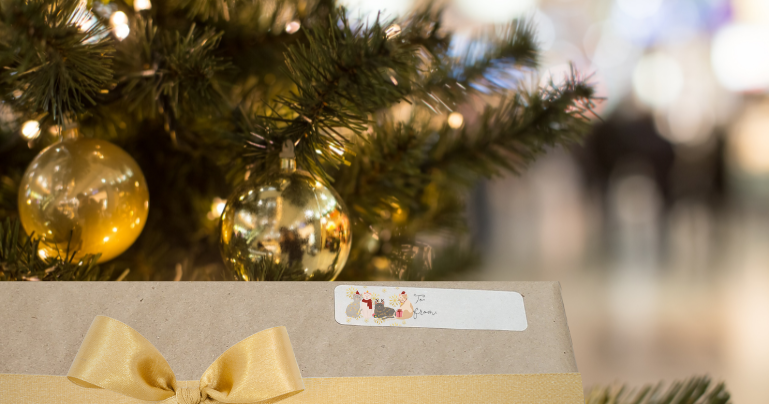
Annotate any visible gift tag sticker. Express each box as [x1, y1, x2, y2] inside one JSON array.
[[334, 285, 527, 331]]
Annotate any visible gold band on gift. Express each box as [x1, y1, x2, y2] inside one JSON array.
[[0, 316, 584, 404]]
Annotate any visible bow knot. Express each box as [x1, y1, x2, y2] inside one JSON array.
[[176, 387, 203, 404], [66, 316, 304, 404]]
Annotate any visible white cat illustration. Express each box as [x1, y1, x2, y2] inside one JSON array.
[[360, 291, 374, 318]]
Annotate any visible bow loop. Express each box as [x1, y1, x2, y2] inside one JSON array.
[[66, 317, 304, 404], [67, 316, 177, 401]]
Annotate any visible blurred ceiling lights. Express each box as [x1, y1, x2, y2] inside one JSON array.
[[338, 0, 412, 24], [632, 52, 683, 109], [454, 0, 537, 23], [616, 0, 665, 20], [711, 24, 769, 92]]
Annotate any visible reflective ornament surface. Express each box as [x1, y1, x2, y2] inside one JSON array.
[[220, 154, 351, 281], [18, 138, 149, 263]]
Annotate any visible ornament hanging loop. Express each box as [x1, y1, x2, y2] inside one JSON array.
[[279, 139, 296, 173], [56, 115, 80, 142]]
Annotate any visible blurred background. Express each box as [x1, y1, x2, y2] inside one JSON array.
[[342, 0, 769, 401]]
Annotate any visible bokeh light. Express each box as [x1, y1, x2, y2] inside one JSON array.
[[21, 120, 40, 140], [134, 0, 152, 11], [447, 112, 464, 129], [109, 11, 128, 26], [454, 0, 537, 23], [711, 24, 769, 92], [632, 52, 683, 109], [285, 20, 301, 34], [729, 103, 769, 175], [114, 24, 130, 40], [337, 0, 412, 25], [616, 0, 664, 20]]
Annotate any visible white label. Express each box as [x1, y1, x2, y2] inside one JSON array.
[[334, 285, 527, 331]]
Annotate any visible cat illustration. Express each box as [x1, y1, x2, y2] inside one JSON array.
[[373, 299, 396, 319], [360, 291, 374, 318], [346, 291, 362, 318]]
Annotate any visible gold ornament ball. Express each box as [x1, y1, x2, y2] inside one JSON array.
[[18, 138, 149, 263], [220, 169, 352, 281]]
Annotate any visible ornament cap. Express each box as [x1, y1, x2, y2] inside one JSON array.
[[279, 140, 296, 173]]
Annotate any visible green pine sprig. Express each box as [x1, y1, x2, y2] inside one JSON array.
[[0, 217, 119, 281], [586, 376, 731, 404], [0, 0, 114, 123]]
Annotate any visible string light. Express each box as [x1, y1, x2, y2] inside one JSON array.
[[285, 20, 301, 34], [385, 24, 401, 39], [21, 120, 40, 140], [110, 11, 128, 26], [329, 145, 344, 156], [134, 0, 152, 11], [115, 24, 130, 40], [447, 112, 464, 129], [110, 11, 130, 41], [208, 197, 227, 220]]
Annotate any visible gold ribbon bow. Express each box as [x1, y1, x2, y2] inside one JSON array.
[[66, 316, 304, 404]]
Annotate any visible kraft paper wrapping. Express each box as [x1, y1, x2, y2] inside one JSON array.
[[0, 282, 583, 403]]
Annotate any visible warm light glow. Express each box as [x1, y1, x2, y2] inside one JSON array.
[[114, 24, 130, 40], [330, 145, 344, 155], [285, 20, 301, 34], [103, 236, 110, 242], [112, 227, 118, 232], [21, 120, 40, 140], [385, 24, 401, 39], [712, 23, 769, 92], [447, 112, 464, 129], [654, 96, 714, 146], [632, 52, 683, 109], [134, 0, 152, 11], [730, 104, 769, 175], [208, 197, 227, 220], [110, 11, 128, 26]]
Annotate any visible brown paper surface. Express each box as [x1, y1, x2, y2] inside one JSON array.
[[0, 281, 578, 379]]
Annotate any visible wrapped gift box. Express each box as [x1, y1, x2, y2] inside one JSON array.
[[0, 282, 583, 403]]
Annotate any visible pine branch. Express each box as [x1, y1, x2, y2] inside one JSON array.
[[337, 68, 596, 228], [427, 67, 597, 183], [0, 0, 114, 122], [0, 217, 118, 281], [243, 7, 449, 179], [420, 19, 539, 104], [115, 18, 230, 123], [586, 376, 731, 404]]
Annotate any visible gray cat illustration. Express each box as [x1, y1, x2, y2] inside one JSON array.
[[373, 299, 396, 319], [346, 292, 362, 317]]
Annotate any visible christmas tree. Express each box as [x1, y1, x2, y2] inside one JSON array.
[[0, 0, 597, 281]]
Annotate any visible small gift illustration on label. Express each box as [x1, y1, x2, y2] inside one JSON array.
[[396, 291, 414, 319]]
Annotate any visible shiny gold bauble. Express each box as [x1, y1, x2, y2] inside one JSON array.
[[219, 169, 352, 281], [18, 138, 149, 263]]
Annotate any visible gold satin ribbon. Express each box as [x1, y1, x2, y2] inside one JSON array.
[[0, 316, 585, 404], [66, 316, 304, 404]]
